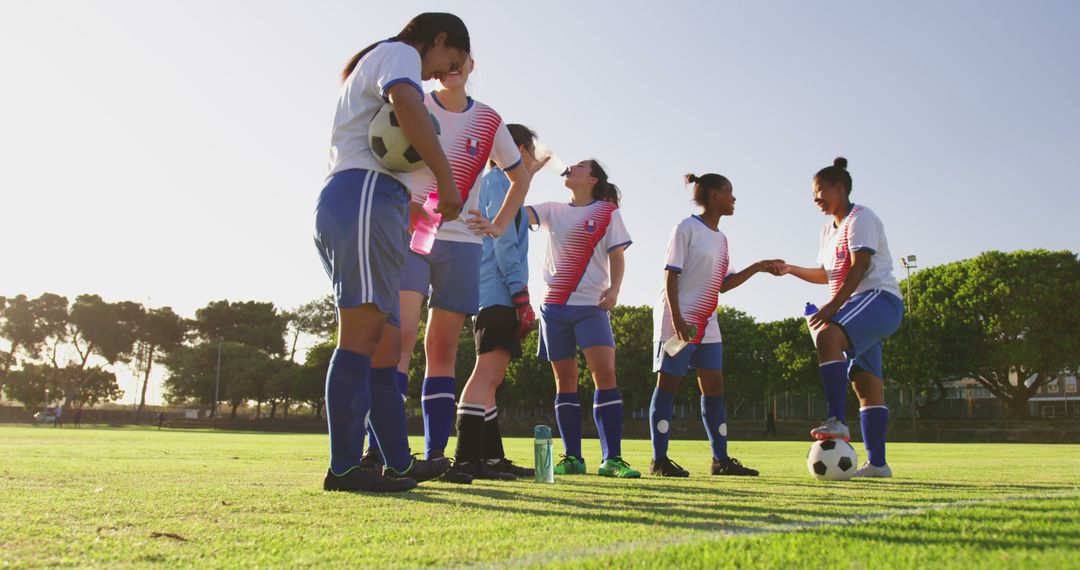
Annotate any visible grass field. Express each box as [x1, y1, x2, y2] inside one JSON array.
[[2, 426, 1079, 569]]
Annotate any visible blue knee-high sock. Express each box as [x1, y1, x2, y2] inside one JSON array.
[[649, 387, 676, 461], [554, 392, 583, 459], [701, 395, 728, 461], [325, 349, 371, 475], [368, 366, 413, 472], [365, 371, 409, 453], [593, 388, 624, 461], [421, 376, 456, 458], [861, 406, 889, 466], [819, 360, 849, 423]]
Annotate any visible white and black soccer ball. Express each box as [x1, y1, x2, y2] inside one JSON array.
[[806, 439, 857, 481], [368, 103, 441, 172]]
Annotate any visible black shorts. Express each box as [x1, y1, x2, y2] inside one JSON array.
[[474, 305, 522, 359]]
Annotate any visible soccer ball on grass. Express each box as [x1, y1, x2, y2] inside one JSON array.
[[806, 439, 857, 481]]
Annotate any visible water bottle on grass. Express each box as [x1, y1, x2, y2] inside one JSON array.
[[534, 425, 554, 483]]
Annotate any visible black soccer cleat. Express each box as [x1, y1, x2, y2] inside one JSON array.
[[489, 458, 534, 478], [358, 448, 385, 472], [384, 456, 451, 484], [711, 456, 759, 477], [449, 460, 516, 481], [650, 456, 690, 478], [323, 468, 416, 493]]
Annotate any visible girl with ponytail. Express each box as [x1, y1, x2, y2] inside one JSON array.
[[770, 157, 905, 478], [521, 159, 638, 478], [648, 173, 779, 478], [313, 13, 472, 493]]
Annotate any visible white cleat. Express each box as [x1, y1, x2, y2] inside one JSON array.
[[852, 461, 893, 478], [809, 417, 850, 441]]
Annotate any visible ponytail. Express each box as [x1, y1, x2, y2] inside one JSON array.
[[588, 159, 621, 206], [814, 156, 853, 195], [341, 13, 471, 82], [685, 172, 731, 207]]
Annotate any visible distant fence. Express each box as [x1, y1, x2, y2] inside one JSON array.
[[5, 405, 1079, 443]]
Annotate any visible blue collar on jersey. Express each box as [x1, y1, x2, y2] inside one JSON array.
[[569, 200, 600, 207], [691, 214, 720, 232], [833, 202, 856, 228], [430, 91, 474, 112]]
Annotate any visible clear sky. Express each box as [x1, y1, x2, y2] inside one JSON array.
[[2, 1, 1078, 404]]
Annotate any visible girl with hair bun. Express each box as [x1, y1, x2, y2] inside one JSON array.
[[770, 156, 904, 478], [522, 159, 639, 478], [648, 173, 779, 478]]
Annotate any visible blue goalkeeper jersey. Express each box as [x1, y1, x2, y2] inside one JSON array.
[[478, 168, 530, 309]]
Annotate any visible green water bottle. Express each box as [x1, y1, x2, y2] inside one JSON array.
[[534, 425, 554, 483]]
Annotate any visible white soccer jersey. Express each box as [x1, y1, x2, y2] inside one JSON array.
[[527, 200, 632, 306], [817, 204, 902, 300], [410, 92, 522, 244], [653, 216, 732, 345], [327, 41, 423, 187]]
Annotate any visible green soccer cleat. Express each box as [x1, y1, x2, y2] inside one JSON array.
[[598, 456, 641, 478], [553, 455, 587, 475]]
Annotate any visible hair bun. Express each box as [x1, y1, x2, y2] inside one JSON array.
[[833, 156, 848, 169], [684, 173, 699, 185]]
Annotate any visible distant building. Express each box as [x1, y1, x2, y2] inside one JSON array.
[[939, 373, 1078, 418]]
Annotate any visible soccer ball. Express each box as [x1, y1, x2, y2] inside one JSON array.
[[368, 103, 441, 172], [806, 439, 857, 481]]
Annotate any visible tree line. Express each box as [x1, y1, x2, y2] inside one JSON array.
[[2, 249, 1077, 419]]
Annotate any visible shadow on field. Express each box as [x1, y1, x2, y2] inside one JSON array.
[[374, 475, 1080, 534]]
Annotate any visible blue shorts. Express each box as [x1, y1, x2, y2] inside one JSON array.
[[314, 169, 409, 328], [654, 342, 723, 376], [830, 289, 904, 379], [538, 304, 615, 362], [400, 240, 482, 316]]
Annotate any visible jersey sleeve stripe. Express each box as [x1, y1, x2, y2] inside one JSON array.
[[381, 78, 423, 101], [607, 240, 632, 252], [665, 264, 682, 273]]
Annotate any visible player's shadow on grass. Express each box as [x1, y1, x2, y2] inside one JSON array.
[[392, 486, 842, 531]]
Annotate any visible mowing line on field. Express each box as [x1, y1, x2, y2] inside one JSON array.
[[459, 489, 1080, 570]]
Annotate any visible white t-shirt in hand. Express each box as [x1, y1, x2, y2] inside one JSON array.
[[654, 215, 732, 345], [527, 201, 632, 306], [327, 41, 423, 186], [816, 204, 902, 300], [410, 92, 522, 245]]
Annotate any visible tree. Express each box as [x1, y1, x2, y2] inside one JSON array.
[[761, 317, 819, 395], [916, 250, 1080, 417], [193, 300, 288, 356], [163, 341, 279, 418], [60, 365, 123, 410], [714, 307, 775, 415], [0, 293, 69, 385], [2, 364, 58, 411], [295, 341, 333, 417], [48, 295, 143, 412], [133, 306, 188, 419], [608, 305, 655, 412], [282, 295, 337, 362]]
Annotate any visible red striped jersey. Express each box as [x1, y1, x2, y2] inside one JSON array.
[[527, 200, 632, 306], [817, 204, 901, 300], [653, 215, 731, 345], [410, 92, 522, 244]]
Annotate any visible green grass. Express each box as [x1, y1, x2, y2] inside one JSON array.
[[1, 426, 1078, 569]]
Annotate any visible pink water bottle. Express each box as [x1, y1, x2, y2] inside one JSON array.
[[410, 194, 442, 255]]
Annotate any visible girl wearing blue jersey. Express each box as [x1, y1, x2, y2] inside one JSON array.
[[771, 157, 904, 478], [649, 173, 778, 478], [358, 55, 531, 484], [522, 160, 640, 479], [313, 13, 472, 493], [452, 123, 548, 481]]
